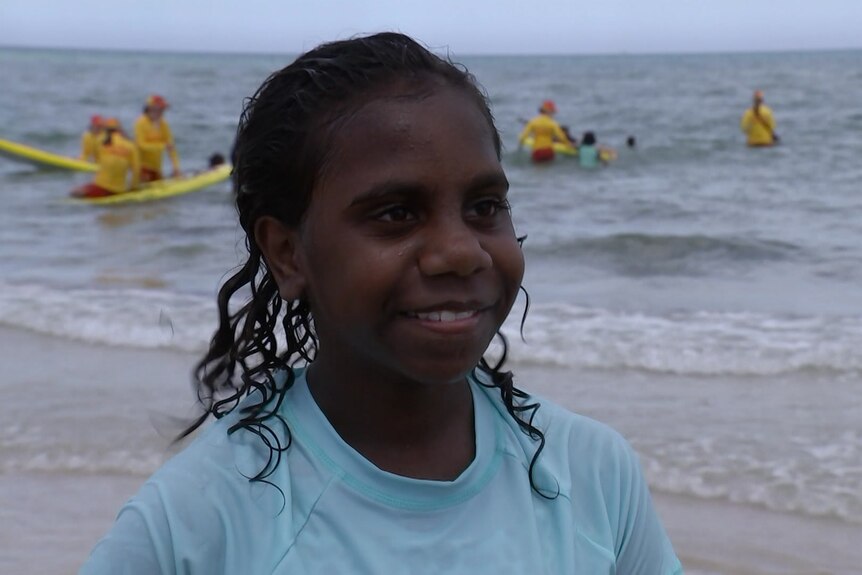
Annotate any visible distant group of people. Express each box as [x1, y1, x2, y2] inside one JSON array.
[[73, 94, 181, 198], [517, 99, 621, 168], [518, 88, 778, 167]]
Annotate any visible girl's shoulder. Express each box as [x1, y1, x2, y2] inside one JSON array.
[[473, 373, 632, 453], [473, 374, 641, 493]]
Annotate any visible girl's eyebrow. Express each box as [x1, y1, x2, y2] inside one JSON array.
[[349, 171, 510, 207], [466, 171, 510, 193], [348, 181, 425, 207]]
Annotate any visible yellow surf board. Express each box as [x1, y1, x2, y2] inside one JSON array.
[[69, 164, 232, 206], [521, 136, 578, 156], [520, 137, 616, 162], [0, 137, 98, 172]]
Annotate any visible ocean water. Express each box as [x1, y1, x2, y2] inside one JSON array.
[[1, 46, 861, 541]]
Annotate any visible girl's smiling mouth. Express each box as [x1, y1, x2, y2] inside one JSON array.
[[405, 309, 479, 322]]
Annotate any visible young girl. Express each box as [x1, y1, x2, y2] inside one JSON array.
[[81, 33, 682, 574]]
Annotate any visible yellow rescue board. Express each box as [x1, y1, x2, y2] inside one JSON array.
[[521, 136, 578, 156], [0, 137, 98, 172], [520, 137, 617, 162], [69, 164, 232, 206]]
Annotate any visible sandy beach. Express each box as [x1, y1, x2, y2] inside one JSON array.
[[2, 326, 860, 574]]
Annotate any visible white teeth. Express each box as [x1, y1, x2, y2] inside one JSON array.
[[413, 310, 474, 322]]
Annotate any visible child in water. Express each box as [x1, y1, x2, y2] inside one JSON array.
[[578, 131, 602, 168], [578, 131, 616, 168], [81, 33, 682, 574]]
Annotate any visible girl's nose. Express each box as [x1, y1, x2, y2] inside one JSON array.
[[417, 219, 493, 277]]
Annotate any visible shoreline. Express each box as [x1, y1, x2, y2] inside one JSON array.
[[655, 491, 862, 574], [2, 325, 860, 574]]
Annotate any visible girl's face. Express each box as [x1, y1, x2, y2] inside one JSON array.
[[263, 84, 524, 387]]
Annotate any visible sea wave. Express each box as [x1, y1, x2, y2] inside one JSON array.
[[0, 446, 167, 477], [641, 430, 862, 525], [2, 282, 861, 376], [0, 281, 215, 352], [502, 303, 862, 376], [527, 232, 804, 276]]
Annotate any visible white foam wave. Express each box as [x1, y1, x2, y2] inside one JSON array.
[[503, 303, 862, 375], [3, 283, 861, 376], [0, 281, 214, 352], [640, 431, 862, 525], [0, 448, 166, 476]]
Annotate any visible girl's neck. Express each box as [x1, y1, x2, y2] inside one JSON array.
[[305, 362, 476, 480]]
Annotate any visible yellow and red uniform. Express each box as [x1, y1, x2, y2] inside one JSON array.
[[91, 132, 140, 194], [518, 114, 572, 162], [740, 104, 776, 147], [80, 130, 102, 162], [80, 116, 105, 162], [72, 130, 141, 198], [134, 115, 180, 180]]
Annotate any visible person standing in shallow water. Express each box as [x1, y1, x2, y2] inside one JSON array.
[[518, 99, 573, 163], [80, 32, 683, 575], [79, 115, 104, 162], [134, 94, 181, 181], [740, 90, 778, 147]]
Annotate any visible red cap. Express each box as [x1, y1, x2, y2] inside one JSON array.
[[146, 94, 169, 109], [540, 100, 557, 114], [103, 117, 121, 130], [90, 115, 104, 127]]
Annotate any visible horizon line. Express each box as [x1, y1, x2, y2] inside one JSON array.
[[1, 42, 860, 60]]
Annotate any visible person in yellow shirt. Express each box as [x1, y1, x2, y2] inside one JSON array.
[[71, 118, 141, 198], [134, 94, 180, 181], [79, 115, 104, 162], [740, 90, 778, 147], [518, 100, 573, 163]]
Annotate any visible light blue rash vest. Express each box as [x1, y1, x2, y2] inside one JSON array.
[[81, 368, 682, 574], [579, 144, 600, 168]]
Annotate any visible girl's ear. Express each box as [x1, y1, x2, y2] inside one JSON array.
[[254, 216, 307, 300]]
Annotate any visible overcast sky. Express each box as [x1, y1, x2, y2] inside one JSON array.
[[2, 0, 861, 56]]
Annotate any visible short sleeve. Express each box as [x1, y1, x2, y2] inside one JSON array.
[[79, 485, 173, 575], [612, 438, 683, 575]]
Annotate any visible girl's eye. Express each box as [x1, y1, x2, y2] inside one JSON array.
[[470, 198, 510, 218], [376, 205, 415, 222]]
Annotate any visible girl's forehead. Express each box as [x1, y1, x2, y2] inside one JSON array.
[[330, 85, 493, 150], [310, 85, 501, 204]]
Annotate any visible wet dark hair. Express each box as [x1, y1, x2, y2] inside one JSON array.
[[183, 32, 549, 496], [581, 131, 596, 146]]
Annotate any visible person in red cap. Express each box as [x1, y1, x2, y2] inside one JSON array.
[[71, 118, 141, 198], [518, 99, 573, 163], [79, 115, 105, 162], [134, 94, 181, 181], [740, 90, 778, 147]]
